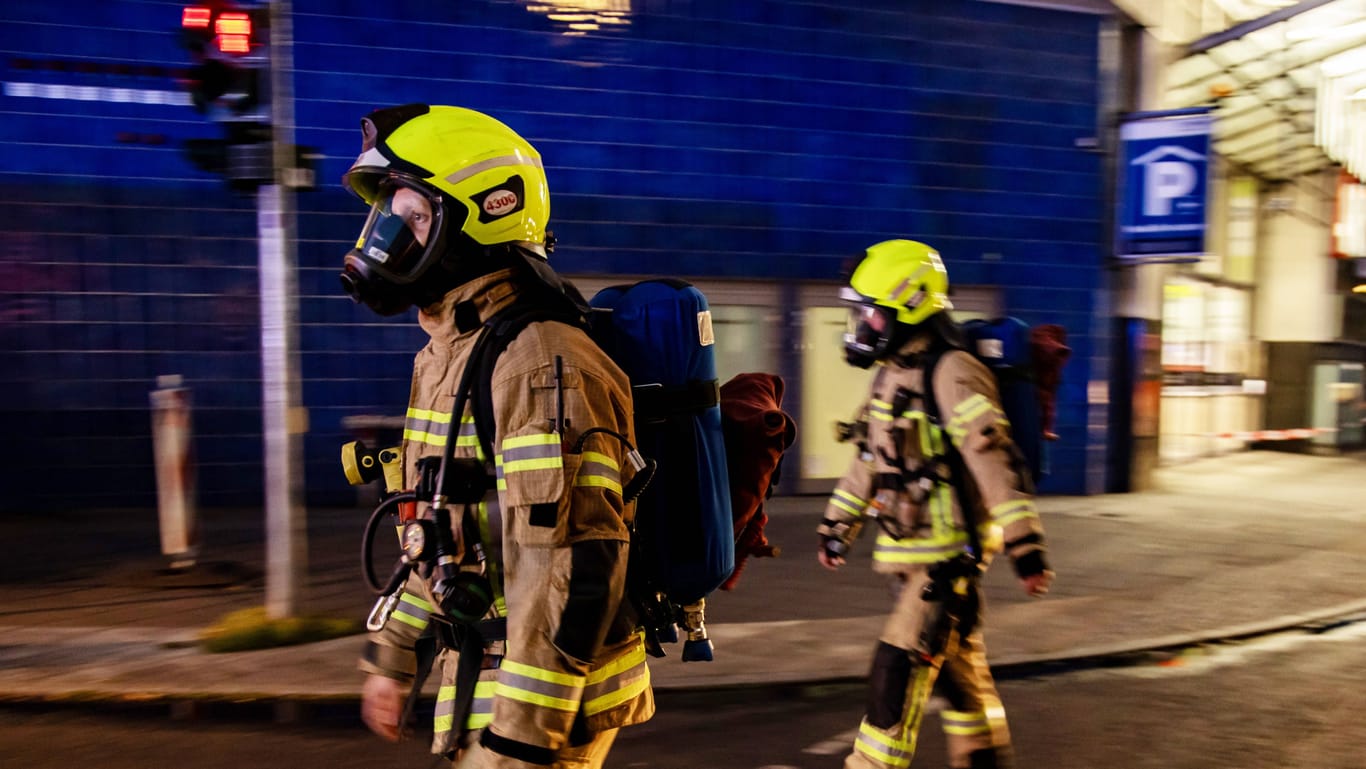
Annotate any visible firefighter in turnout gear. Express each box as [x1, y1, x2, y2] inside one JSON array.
[[344, 104, 653, 768], [817, 240, 1053, 769]]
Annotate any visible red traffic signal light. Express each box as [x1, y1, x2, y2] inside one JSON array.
[[181, 7, 212, 29], [178, 3, 267, 118], [182, 5, 258, 56], [213, 11, 253, 55]]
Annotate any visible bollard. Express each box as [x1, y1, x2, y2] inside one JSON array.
[[150, 374, 199, 569]]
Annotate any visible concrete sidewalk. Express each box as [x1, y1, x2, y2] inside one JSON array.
[[1, 450, 1363, 710]]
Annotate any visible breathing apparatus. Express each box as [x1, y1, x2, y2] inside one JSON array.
[[354, 331, 503, 633], [347, 358, 655, 635]]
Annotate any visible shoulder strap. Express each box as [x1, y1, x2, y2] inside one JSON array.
[[468, 296, 590, 464], [917, 344, 985, 564], [919, 342, 959, 426]]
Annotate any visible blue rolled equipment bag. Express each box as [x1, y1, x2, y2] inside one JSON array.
[[589, 279, 735, 604], [959, 317, 1045, 483]]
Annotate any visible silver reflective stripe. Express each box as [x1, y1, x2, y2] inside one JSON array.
[[404, 408, 452, 447], [467, 681, 495, 728], [582, 641, 649, 715], [478, 495, 508, 615], [435, 680, 496, 733], [444, 152, 544, 186], [391, 592, 433, 630], [495, 660, 584, 712], [941, 709, 992, 735], [501, 442, 561, 463]]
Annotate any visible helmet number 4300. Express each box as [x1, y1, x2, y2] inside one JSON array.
[[483, 190, 518, 217]]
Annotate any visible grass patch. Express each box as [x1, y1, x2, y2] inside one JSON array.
[[199, 607, 364, 653]]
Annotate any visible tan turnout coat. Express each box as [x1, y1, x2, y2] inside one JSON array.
[[359, 269, 654, 762]]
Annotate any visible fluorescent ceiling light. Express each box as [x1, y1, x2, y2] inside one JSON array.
[[1323, 47, 1366, 77]]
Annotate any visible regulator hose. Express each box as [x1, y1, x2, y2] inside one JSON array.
[[362, 490, 418, 594]]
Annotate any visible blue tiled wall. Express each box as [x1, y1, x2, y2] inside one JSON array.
[[0, 0, 1105, 508]]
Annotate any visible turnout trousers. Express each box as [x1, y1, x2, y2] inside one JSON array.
[[453, 728, 618, 769], [845, 567, 1012, 769]]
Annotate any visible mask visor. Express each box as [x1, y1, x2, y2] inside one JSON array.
[[844, 303, 894, 358], [351, 180, 442, 282]]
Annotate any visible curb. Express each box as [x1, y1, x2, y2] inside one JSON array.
[[987, 597, 1366, 679], [5, 600, 1365, 722]]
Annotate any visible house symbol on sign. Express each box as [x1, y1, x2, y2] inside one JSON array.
[[1131, 145, 1205, 217]]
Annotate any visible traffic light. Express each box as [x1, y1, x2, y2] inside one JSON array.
[[179, 3, 268, 120]]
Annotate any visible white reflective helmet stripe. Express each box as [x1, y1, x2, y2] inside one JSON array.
[[838, 286, 865, 303], [351, 147, 390, 170], [444, 152, 544, 186], [891, 261, 932, 306]]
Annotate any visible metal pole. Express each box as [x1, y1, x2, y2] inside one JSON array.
[[261, 0, 306, 620]]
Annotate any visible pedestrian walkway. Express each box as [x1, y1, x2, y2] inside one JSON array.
[[1, 450, 1363, 710]]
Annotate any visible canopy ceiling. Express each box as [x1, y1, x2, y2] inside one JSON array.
[[1163, 0, 1366, 181]]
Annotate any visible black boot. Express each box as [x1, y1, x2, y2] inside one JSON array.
[[959, 746, 1013, 769]]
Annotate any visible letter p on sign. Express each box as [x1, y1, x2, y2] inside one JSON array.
[[1144, 161, 1196, 216]]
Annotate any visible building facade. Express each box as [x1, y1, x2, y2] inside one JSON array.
[[1, 0, 1116, 510]]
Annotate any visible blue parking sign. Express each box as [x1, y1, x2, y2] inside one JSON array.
[[1117, 111, 1212, 261]]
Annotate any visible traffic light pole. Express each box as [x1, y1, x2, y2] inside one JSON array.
[[259, 0, 306, 620]]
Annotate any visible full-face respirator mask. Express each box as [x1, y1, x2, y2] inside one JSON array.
[[340, 177, 453, 316]]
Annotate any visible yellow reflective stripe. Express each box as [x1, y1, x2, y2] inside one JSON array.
[[869, 398, 894, 422], [580, 451, 619, 471], [900, 410, 931, 455], [503, 433, 560, 449], [852, 657, 930, 765], [947, 395, 995, 443], [930, 482, 952, 540], [473, 499, 506, 616], [496, 659, 585, 712], [941, 709, 992, 735], [400, 592, 434, 613], [494, 683, 579, 712], [391, 613, 426, 630], [503, 456, 562, 473], [575, 475, 623, 495], [459, 415, 487, 462], [853, 740, 911, 768], [873, 532, 968, 564], [584, 667, 650, 715], [586, 639, 647, 684], [990, 499, 1038, 527], [467, 680, 496, 729], [500, 659, 584, 687], [830, 488, 866, 517], [433, 684, 456, 734], [576, 450, 623, 495], [434, 680, 497, 732], [407, 407, 452, 424], [905, 410, 944, 456], [855, 721, 915, 767], [403, 428, 444, 447], [951, 394, 993, 419], [390, 591, 433, 629]]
